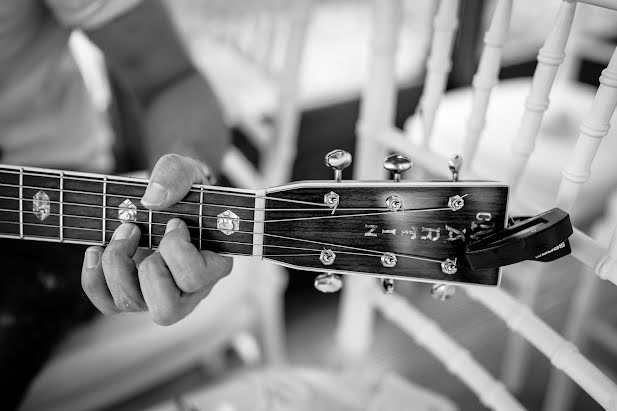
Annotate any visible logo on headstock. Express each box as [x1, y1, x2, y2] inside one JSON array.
[[362, 212, 495, 243]]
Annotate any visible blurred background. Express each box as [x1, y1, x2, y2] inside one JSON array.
[[18, 1, 617, 410]]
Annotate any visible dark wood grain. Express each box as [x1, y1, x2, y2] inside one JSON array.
[[263, 183, 509, 285], [0, 166, 256, 255]]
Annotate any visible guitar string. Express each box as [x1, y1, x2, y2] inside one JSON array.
[[0, 179, 334, 208], [0, 172, 473, 209], [0, 193, 390, 216], [0, 220, 444, 263], [0, 195, 456, 224]]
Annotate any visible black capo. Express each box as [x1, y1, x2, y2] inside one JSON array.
[[463, 208, 573, 270]]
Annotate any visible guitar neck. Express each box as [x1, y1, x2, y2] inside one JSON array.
[[0, 165, 259, 257]]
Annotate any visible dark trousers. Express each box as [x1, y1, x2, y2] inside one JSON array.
[[0, 239, 97, 410]]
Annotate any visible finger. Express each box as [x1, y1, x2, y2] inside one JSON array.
[[141, 153, 214, 210], [158, 218, 228, 293], [81, 246, 119, 315], [199, 249, 233, 284], [101, 223, 146, 312], [138, 252, 214, 326]]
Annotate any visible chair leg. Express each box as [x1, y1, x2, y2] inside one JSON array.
[[543, 265, 602, 411], [500, 265, 543, 392], [254, 263, 289, 364]]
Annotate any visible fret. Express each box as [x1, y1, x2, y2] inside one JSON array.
[[22, 171, 61, 240], [19, 168, 23, 239], [62, 172, 104, 243], [199, 186, 204, 250], [102, 177, 107, 245], [106, 180, 149, 246], [59, 171, 64, 242], [148, 208, 153, 249], [198, 189, 255, 256], [151, 190, 201, 249]]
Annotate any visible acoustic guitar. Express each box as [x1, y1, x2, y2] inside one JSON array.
[[0, 151, 509, 289]]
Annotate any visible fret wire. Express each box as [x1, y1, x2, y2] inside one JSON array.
[[19, 168, 24, 239], [199, 186, 204, 250], [102, 177, 107, 245], [0, 218, 443, 263], [59, 171, 64, 242], [148, 208, 153, 249]]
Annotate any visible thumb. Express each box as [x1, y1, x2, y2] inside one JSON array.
[[141, 154, 214, 210]]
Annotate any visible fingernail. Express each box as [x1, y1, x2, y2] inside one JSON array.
[[85, 248, 100, 269], [165, 218, 181, 234], [113, 223, 134, 241], [142, 182, 168, 207]]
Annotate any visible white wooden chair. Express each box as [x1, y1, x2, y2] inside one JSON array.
[[335, 0, 617, 409], [18, 1, 316, 408]]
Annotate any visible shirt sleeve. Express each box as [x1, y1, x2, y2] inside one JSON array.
[[45, 0, 143, 30]]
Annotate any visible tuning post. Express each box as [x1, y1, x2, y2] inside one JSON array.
[[441, 258, 458, 275], [314, 272, 343, 293], [319, 249, 336, 266], [381, 252, 397, 268], [324, 191, 340, 214], [448, 154, 463, 182], [448, 194, 466, 211], [383, 154, 412, 182], [430, 283, 456, 300], [385, 195, 403, 212], [325, 149, 352, 182], [381, 278, 395, 294]]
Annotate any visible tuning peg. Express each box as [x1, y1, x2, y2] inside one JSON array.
[[314, 272, 343, 293], [383, 154, 412, 182], [430, 283, 456, 300], [448, 154, 462, 182], [325, 149, 352, 182], [381, 278, 395, 294]]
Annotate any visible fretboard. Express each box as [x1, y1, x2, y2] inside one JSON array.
[[0, 165, 258, 256]]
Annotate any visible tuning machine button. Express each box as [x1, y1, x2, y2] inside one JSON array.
[[325, 149, 352, 182], [314, 272, 343, 293], [448, 154, 462, 182], [430, 283, 456, 300], [383, 154, 412, 182]]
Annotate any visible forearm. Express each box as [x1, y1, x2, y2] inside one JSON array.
[[142, 69, 230, 173], [86, 0, 230, 173]]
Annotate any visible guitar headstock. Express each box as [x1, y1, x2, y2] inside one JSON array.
[[260, 151, 509, 290]]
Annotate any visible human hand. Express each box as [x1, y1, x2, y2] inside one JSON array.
[[81, 154, 233, 325]]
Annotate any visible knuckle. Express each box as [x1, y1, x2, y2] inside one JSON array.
[[101, 248, 115, 269], [138, 255, 158, 274], [158, 153, 186, 175], [114, 295, 142, 312], [176, 269, 207, 293]]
